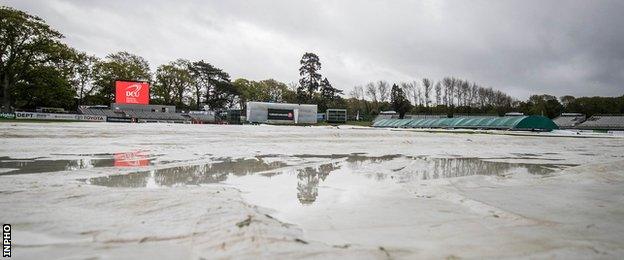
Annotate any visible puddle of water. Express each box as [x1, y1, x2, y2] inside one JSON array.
[[401, 157, 562, 181], [87, 157, 288, 188], [87, 154, 570, 203], [84, 153, 576, 248], [0, 151, 156, 175], [0, 156, 115, 175]]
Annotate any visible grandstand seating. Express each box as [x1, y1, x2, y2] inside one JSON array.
[[78, 107, 122, 118], [188, 114, 216, 123], [576, 115, 624, 130], [553, 114, 586, 128]]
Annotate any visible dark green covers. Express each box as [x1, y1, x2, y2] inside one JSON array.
[[373, 116, 558, 131]]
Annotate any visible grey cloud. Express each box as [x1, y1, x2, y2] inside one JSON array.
[[4, 0, 624, 99]]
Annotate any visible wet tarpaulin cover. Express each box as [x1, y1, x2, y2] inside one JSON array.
[[373, 116, 559, 131]]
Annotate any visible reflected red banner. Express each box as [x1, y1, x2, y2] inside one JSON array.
[[114, 152, 149, 167]]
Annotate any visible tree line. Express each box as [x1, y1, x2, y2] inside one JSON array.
[[348, 77, 517, 118], [1, 6, 622, 119], [0, 6, 343, 113]]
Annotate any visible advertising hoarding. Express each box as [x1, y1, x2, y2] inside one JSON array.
[[106, 117, 133, 123], [246, 102, 317, 124], [0, 113, 15, 119], [15, 112, 106, 122], [267, 109, 294, 121]]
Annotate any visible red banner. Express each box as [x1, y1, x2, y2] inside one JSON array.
[[115, 81, 150, 104]]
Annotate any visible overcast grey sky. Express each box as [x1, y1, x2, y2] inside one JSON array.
[[4, 0, 624, 99]]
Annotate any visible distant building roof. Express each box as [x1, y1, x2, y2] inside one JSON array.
[[576, 115, 624, 130]]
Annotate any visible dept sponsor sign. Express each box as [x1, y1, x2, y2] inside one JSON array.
[[15, 112, 106, 122]]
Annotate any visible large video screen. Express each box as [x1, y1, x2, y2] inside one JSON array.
[[115, 81, 150, 104]]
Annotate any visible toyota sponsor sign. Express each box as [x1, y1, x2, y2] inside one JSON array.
[[15, 112, 106, 122], [115, 81, 150, 105]]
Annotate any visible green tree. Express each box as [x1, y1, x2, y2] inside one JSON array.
[[233, 78, 296, 109], [564, 95, 624, 116], [233, 78, 260, 108], [560, 95, 576, 109], [298, 52, 322, 103], [189, 60, 236, 110], [0, 6, 67, 111], [260, 79, 293, 103], [92, 51, 151, 104], [525, 94, 563, 118], [153, 59, 192, 108], [12, 63, 76, 110], [391, 83, 412, 118], [72, 53, 99, 106], [318, 77, 343, 111]]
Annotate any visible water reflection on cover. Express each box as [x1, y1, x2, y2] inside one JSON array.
[[87, 154, 574, 205]]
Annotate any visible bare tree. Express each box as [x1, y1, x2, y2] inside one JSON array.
[[470, 82, 479, 107], [451, 78, 461, 106], [454, 79, 462, 106], [350, 85, 365, 100], [434, 82, 442, 106], [377, 81, 390, 102], [422, 78, 432, 107], [416, 87, 423, 106], [356, 76, 516, 111], [400, 82, 414, 105], [365, 82, 378, 102], [411, 81, 420, 106], [442, 77, 453, 106], [460, 80, 470, 106], [478, 87, 487, 107]]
